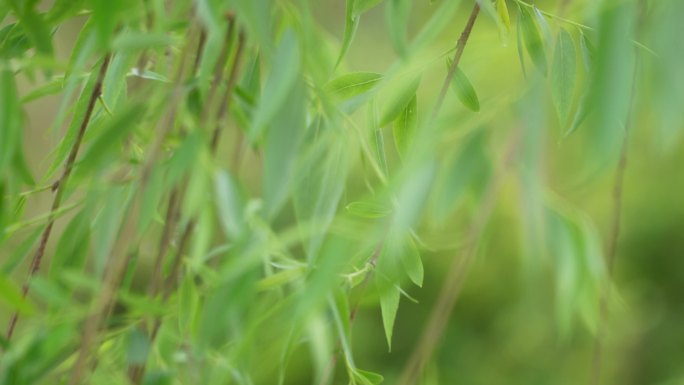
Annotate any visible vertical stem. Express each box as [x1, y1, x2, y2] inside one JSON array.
[[4, 53, 112, 343]]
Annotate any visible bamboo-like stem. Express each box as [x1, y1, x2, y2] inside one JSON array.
[[4, 53, 112, 343]]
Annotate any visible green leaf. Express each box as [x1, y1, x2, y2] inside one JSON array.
[[324, 72, 383, 100], [250, 29, 300, 142], [138, 165, 164, 233], [401, 237, 423, 287], [385, 0, 411, 58], [77, 103, 146, 175], [214, 170, 247, 239], [551, 28, 577, 126], [0, 69, 22, 175], [447, 61, 480, 112], [1, 227, 42, 274], [495, 0, 511, 45], [12, 4, 54, 56], [21, 77, 65, 104], [392, 95, 417, 157], [112, 31, 173, 52], [520, 6, 547, 75], [263, 80, 307, 218], [353, 0, 385, 16], [354, 369, 385, 385], [336, 0, 360, 67], [378, 75, 420, 127], [516, 9, 527, 77], [579, 32, 594, 73], [408, 0, 461, 53], [346, 201, 392, 218], [0, 273, 34, 315], [51, 208, 91, 275], [376, 276, 400, 351]]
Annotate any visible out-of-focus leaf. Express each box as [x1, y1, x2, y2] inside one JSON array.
[[51, 209, 91, 275], [401, 237, 423, 287], [336, 0, 360, 67], [324, 72, 382, 101], [376, 275, 400, 351], [516, 9, 527, 77], [378, 75, 420, 127], [0, 69, 22, 175], [520, 6, 547, 75], [11, 3, 53, 56], [250, 29, 300, 142], [1, 227, 42, 274], [0, 273, 35, 315], [263, 80, 307, 218], [532, 5, 552, 45], [551, 28, 577, 126], [77, 103, 146, 175], [233, 0, 273, 52], [447, 60, 480, 112], [579, 33, 594, 72], [409, 0, 461, 53], [495, 0, 511, 45], [21, 78, 65, 104], [392, 95, 417, 157], [138, 165, 164, 233], [112, 31, 173, 52], [385, 0, 411, 59], [354, 0, 384, 16], [214, 170, 247, 239], [354, 369, 385, 385], [346, 201, 392, 218]]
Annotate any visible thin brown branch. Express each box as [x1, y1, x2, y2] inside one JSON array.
[[430, 2, 480, 121], [4, 53, 112, 343]]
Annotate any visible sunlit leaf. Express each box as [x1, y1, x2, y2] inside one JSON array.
[[336, 0, 360, 67], [519, 6, 547, 75], [392, 94, 417, 157], [324, 72, 382, 101], [378, 75, 420, 127]]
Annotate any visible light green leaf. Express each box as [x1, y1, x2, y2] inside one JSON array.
[[376, 276, 400, 351], [77, 103, 146, 175], [520, 6, 547, 75], [250, 29, 300, 142], [385, 0, 411, 58], [378, 75, 420, 127], [263, 80, 306, 218], [345, 201, 392, 218], [112, 31, 173, 52], [0, 273, 35, 315], [551, 28, 577, 126], [336, 0, 360, 67], [1, 227, 42, 274], [51, 208, 91, 275], [401, 237, 423, 287], [448, 61, 480, 112], [214, 170, 247, 239], [496, 0, 511, 45], [353, 0, 385, 16], [392, 95, 417, 157], [324, 72, 382, 100], [354, 369, 385, 385]]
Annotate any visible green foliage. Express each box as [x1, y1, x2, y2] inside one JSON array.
[[1, 1, 683, 385]]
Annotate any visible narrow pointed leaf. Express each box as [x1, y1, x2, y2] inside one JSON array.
[[324, 72, 382, 100], [551, 28, 577, 126], [448, 60, 480, 112]]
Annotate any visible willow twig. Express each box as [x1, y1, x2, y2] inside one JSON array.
[[4, 53, 112, 343]]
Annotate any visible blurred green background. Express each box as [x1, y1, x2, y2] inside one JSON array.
[[3, 0, 684, 384]]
